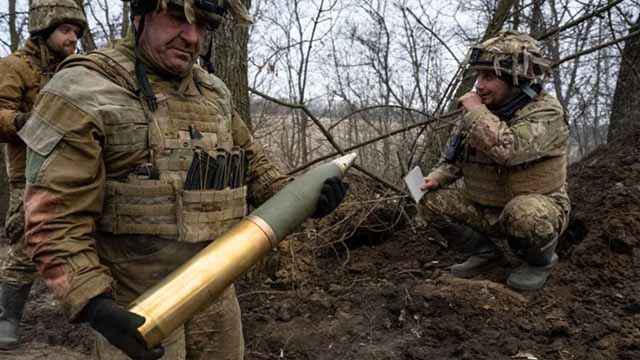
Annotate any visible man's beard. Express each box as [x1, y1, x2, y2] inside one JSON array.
[[49, 41, 77, 58]]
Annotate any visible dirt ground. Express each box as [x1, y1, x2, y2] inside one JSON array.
[[1, 130, 638, 360]]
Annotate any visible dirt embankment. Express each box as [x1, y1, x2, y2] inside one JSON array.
[[239, 130, 640, 360], [1, 131, 639, 360]]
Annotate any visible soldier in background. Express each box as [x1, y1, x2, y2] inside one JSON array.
[[421, 31, 571, 291], [20, 0, 347, 359], [0, 0, 87, 349]]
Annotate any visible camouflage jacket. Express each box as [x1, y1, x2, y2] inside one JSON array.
[[21, 35, 289, 320], [0, 38, 61, 184], [427, 92, 571, 207]]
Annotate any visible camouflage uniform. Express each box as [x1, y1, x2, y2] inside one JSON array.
[[0, 38, 56, 286], [0, 0, 87, 350], [423, 93, 571, 250], [21, 24, 288, 360], [422, 31, 571, 289]]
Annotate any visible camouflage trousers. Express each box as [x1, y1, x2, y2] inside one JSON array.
[[94, 234, 244, 360], [420, 188, 571, 253], [0, 186, 38, 286]]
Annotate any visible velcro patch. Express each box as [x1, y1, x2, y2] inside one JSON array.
[[18, 113, 64, 156]]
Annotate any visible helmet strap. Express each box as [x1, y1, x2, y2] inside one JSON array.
[[133, 14, 158, 112], [493, 82, 542, 121], [200, 34, 216, 74]]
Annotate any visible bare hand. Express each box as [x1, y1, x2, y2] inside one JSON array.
[[421, 177, 439, 191], [458, 92, 483, 111]]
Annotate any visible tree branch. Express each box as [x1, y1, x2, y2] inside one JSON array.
[[328, 105, 433, 131], [249, 86, 410, 194], [289, 112, 460, 175], [401, 6, 462, 66], [537, 0, 627, 41], [552, 28, 640, 67]]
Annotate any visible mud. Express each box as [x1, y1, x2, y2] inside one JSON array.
[[1, 131, 639, 360]]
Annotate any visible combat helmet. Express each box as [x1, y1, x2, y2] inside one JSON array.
[[29, 0, 88, 37], [126, 0, 252, 30], [469, 31, 550, 85]]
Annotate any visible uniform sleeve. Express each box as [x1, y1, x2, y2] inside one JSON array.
[[229, 110, 291, 206], [21, 91, 113, 321], [463, 98, 569, 166], [0, 57, 25, 142], [426, 161, 462, 188]]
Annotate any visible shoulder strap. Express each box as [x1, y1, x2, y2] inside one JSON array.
[[59, 48, 138, 94]]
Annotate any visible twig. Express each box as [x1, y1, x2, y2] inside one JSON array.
[[402, 6, 462, 66], [290, 110, 460, 175], [250, 87, 343, 152], [537, 0, 627, 41], [250, 86, 410, 195], [552, 29, 640, 67], [328, 104, 432, 131]]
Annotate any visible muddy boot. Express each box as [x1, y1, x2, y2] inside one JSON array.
[[450, 229, 504, 278], [507, 239, 558, 291], [0, 282, 32, 350]]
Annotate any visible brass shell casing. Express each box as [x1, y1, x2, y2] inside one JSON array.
[[130, 218, 273, 347], [129, 153, 357, 348]]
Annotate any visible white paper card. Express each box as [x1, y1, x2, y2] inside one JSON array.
[[403, 166, 427, 204]]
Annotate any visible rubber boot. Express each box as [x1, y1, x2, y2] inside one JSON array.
[[450, 228, 505, 278], [0, 282, 32, 350], [507, 239, 558, 291]]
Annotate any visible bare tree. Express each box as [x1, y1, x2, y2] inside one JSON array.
[[8, 0, 19, 51], [206, 0, 253, 129], [74, 0, 97, 51], [607, 14, 640, 142], [121, 0, 129, 38]]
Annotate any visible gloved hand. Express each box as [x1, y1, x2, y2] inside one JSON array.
[[311, 176, 349, 218], [81, 294, 165, 360], [13, 112, 30, 131]]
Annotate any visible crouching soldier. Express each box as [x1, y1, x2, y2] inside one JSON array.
[[421, 31, 571, 291]]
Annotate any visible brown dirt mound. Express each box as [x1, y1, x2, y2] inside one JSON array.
[[3, 131, 639, 359], [239, 130, 640, 360]]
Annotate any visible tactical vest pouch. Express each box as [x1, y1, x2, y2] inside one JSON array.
[[99, 178, 247, 243], [179, 186, 247, 242], [100, 178, 179, 237], [462, 155, 567, 207]]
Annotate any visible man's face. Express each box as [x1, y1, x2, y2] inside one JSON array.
[[474, 70, 513, 109], [46, 23, 81, 57], [138, 6, 207, 76]]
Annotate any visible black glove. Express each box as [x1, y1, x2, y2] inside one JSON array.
[[311, 176, 349, 218], [81, 294, 165, 360], [13, 112, 30, 131]]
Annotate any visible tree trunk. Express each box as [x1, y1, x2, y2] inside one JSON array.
[[607, 15, 640, 142], [9, 0, 19, 51], [210, 0, 252, 130], [121, 1, 130, 38], [74, 0, 97, 51], [528, 0, 545, 38]]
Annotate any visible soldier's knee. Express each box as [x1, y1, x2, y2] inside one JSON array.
[[501, 195, 560, 248]]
